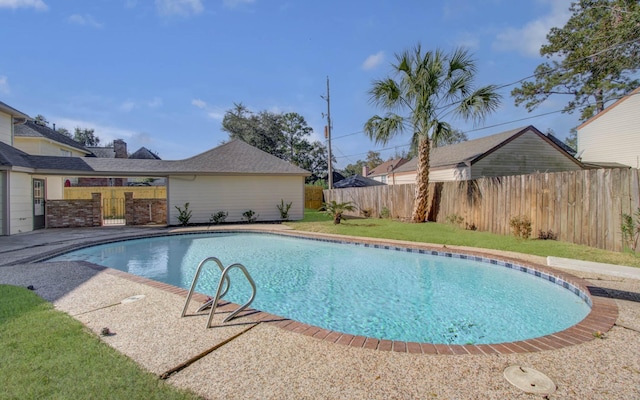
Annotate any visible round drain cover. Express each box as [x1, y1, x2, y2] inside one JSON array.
[[121, 295, 146, 304], [504, 365, 556, 394]]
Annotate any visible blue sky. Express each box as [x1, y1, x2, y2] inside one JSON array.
[[1, 0, 576, 168]]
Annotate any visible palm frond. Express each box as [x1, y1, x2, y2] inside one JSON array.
[[363, 114, 405, 145]]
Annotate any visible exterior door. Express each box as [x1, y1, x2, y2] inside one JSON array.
[[33, 179, 45, 230]]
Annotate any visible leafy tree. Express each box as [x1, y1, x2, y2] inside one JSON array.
[[365, 150, 384, 168], [56, 127, 72, 137], [34, 114, 49, 126], [364, 45, 500, 222], [222, 103, 286, 159], [565, 128, 578, 151], [342, 151, 384, 177], [512, 0, 640, 121], [434, 128, 468, 146], [73, 127, 101, 146], [280, 112, 313, 164], [342, 160, 366, 177]]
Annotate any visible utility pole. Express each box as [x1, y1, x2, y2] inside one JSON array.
[[323, 76, 333, 189]]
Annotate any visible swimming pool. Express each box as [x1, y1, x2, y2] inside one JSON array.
[[49, 232, 591, 345]]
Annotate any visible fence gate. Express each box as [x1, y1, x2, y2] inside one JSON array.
[[102, 197, 125, 225]]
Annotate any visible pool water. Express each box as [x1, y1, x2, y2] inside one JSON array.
[[49, 232, 590, 345]]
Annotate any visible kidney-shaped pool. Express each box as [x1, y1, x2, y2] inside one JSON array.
[[49, 232, 591, 345]]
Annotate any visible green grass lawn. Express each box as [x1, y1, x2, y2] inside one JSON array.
[[287, 209, 640, 268], [0, 284, 201, 400]]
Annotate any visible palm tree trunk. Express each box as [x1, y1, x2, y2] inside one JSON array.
[[411, 136, 431, 222]]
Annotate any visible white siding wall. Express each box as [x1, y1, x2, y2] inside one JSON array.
[[9, 172, 33, 234], [35, 175, 63, 200], [471, 130, 581, 179], [578, 92, 640, 168], [0, 111, 12, 145], [0, 171, 5, 235], [14, 138, 87, 157], [390, 165, 470, 184], [167, 175, 305, 225]]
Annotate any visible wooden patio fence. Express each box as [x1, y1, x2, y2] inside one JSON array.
[[324, 168, 640, 252]]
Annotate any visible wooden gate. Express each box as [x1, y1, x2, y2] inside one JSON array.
[[102, 197, 125, 225]]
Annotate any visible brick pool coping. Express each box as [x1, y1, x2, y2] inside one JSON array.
[[56, 229, 619, 355]]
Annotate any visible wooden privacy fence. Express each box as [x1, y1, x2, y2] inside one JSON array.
[[324, 168, 640, 252], [305, 185, 324, 210], [64, 186, 166, 200]]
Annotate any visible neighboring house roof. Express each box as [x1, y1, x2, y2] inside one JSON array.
[[367, 158, 408, 177], [0, 141, 93, 171], [394, 125, 581, 173], [86, 146, 116, 158], [577, 86, 640, 130], [333, 174, 385, 188], [0, 100, 30, 119], [130, 146, 161, 160], [14, 120, 92, 155], [545, 132, 576, 156], [0, 139, 310, 176]]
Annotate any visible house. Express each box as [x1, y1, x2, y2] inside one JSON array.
[[333, 174, 385, 188], [14, 120, 93, 157], [364, 158, 407, 184], [82, 140, 164, 186], [577, 86, 640, 169], [1, 118, 309, 234], [390, 125, 583, 184]]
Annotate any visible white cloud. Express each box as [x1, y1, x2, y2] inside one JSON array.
[[0, 0, 47, 11], [54, 118, 138, 144], [147, 97, 163, 108], [0, 76, 9, 94], [68, 14, 104, 28], [493, 0, 572, 57], [207, 111, 224, 120], [191, 98, 206, 109], [120, 100, 136, 112], [155, 0, 203, 16], [362, 51, 384, 71], [223, 0, 255, 8]]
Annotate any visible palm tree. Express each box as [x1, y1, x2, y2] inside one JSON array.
[[364, 45, 500, 222]]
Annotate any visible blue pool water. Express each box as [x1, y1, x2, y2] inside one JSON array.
[[49, 232, 590, 344]]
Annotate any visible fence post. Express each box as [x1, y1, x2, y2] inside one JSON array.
[[91, 193, 102, 226], [124, 192, 134, 225]]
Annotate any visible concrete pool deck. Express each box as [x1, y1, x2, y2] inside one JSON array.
[[1, 226, 639, 399]]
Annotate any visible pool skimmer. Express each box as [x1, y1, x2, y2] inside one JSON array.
[[504, 365, 556, 395], [121, 295, 146, 304]]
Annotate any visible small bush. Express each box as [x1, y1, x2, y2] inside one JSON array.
[[509, 215, 532, 239], [465, 223, 477, 231], [621, 208, 640, 253], [242, 210, 258, 223], [175, 202, 192, 226], [277, 199, 292, 221], [360, 208, 373, 218], [446, 214, 465, 227], [320, 200, 355, 224], [209, 211, 228, 225], [538, 230, 557, 240], [379, 206, 391, 219]]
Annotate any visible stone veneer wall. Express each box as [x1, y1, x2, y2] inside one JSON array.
[[46, 192, 102, 228], [124, 192, 167, 225]]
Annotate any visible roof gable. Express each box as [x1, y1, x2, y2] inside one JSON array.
[[15, 121, 91, 154], [0, 100, 30, 119], [577, 86, 640, 130], [130, 147, 161, 160], [368, 158, 408, 177], [394, 125, 582, 173]]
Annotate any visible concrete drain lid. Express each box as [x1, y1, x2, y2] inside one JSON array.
[[504, 365, 556, 395], [121, 295, 146, 304]]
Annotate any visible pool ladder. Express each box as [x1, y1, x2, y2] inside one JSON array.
[[181, 257, 256, 328]]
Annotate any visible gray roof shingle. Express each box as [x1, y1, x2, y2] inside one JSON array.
[[394, 126, 549, 173], [1, 139, 309, 176], [14, 121, 91, 154]]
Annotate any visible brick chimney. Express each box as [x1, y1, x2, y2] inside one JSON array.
[[113, 139, 128, 158], [362, 165, 369, 176]]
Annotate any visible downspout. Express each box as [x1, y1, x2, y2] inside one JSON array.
[[2, 170, 9, 235]]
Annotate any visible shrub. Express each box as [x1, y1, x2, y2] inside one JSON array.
[[175, 202, 192, 226], [538, 230, 557, 240], [360, 208, 373, 218], [465, 223, 477, 231], [209, 211, 228, 225], [320, 200, 355, 224], [277, 199, 292, 221], [621, 208, 640, 253], [242, 210, 258, 223], [446, 214, 465, 227], [379, 206, 391, 219], [509, 215, 532, 239]]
